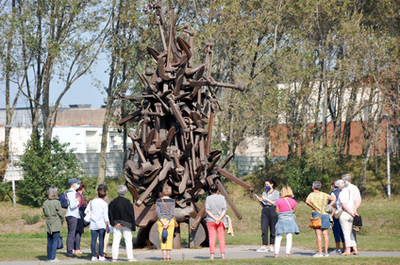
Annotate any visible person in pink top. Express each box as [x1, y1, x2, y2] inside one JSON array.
[[274, 186, 300, 258]]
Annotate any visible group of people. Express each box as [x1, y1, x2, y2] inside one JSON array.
[[257, 173, 361, 258], [155, 184, 228, 260], [42, 179, 136, 262], [43, 180, 229, 262], [42, 173, 361, 262]]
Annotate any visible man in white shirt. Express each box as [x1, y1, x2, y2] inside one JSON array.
[[66, 178, 81, 258], [342, 173, 361, 253]]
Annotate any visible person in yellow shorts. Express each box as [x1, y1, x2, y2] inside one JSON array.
[[156, 186, 176, 260]]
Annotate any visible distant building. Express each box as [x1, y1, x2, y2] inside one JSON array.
[[0, 105, 127, 179]]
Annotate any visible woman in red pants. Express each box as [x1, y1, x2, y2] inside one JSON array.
[[205, 184, 228, 260]]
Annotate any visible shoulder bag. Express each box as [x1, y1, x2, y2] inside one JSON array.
[[284, 198, 296, 219], [309, 193, 325, 229], [57, 236, 64, 249], [161, 198, 179, 228], [84, 200, 92, 223]]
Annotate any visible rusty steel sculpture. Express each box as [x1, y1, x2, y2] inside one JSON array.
[[115, 1, 254, 249]]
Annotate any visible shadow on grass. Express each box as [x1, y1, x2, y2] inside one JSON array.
[[35, 255, 47, 261]]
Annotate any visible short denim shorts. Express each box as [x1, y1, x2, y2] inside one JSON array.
[[312, 212, 330, 229]]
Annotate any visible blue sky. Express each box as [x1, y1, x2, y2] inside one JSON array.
[[1, 59, 109, 109]]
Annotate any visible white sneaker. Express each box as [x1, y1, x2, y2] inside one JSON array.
[[324, 253, 330, 257], [270, 246, 275, 252], [313, 253, 324, 258], [49, 258, 60, 263], [98, 256, 105, 262], [256, 246, 269, 252], [91, 256, 98, 262], [128, 258, 137, 262]]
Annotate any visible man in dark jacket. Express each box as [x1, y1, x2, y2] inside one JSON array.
[[108, 185, 136, 262]]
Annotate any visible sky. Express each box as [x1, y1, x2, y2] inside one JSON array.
[[0, 59, 110, 110]]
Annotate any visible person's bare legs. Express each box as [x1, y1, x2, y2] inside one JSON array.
[[322, 229, 329, 254], [221, 253, 225, 259], [315, 229, 322, 254], [162, 250, 167, 260], [166, 250, 171, 260]]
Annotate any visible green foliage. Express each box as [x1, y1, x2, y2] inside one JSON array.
[[284, 156, 328, 200], [21, 213, 41, 225], [18, 136, 86, 207]]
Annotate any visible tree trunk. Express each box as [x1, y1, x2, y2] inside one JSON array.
[[97, 97, 115, 185]]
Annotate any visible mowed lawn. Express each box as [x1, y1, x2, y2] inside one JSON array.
[[0, 195, 399, 262]]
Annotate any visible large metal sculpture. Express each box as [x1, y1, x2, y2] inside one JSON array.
[[115, 1, 254, 249]]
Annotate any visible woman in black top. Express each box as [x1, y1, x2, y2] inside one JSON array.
[[108, 185, 136, 262]]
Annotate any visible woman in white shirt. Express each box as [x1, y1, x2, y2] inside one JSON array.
[[86, 184, 110, 262], [336, 179, 359, 256]]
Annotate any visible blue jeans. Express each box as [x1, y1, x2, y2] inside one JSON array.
[[91, 229, 105, 257], [332, 217, 344, 243], [47, 232, 60, 260]]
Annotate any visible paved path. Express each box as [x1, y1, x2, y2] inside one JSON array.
[[1, 245, 399, 264]]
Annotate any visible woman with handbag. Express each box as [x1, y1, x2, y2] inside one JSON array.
[[305, 181, 336, 257], [74, 182, 87, 255], [336, 179, 359, 256], [86, 184, 110, 262], [205, 184, 228, 260], [156, 186, 176, 261], [43, 187, 64, 262], [274, 186, 300, 258]]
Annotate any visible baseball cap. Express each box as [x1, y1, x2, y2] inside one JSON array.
[[69, 178, 81, 186]]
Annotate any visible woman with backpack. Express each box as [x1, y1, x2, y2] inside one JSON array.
[[74, 182, 87, 254]]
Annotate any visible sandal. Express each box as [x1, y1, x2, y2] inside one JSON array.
[[352, 252, 359, 255], [341, 252, 352, 256]]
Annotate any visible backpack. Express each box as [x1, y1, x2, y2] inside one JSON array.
[[60, 191, 69, 208]]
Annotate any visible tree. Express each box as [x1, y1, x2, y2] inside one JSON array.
[[97, 0, 155, 184], [0, 0, 21, 170], [14, 0, 109, 144], [18, 136, 86, 206]]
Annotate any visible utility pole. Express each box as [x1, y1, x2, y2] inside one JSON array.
[[383, 114, 391, 199]]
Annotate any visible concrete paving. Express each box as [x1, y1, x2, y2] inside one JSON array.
[[1, 245, 399, 264]]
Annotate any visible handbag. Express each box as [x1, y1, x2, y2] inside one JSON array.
[[333, 209, 343, 219], [309, 193, 325, 229], [353, 215, 362, 227], [80, 209, 90, 227], [57, 236, 64, 249], [84, 200, 92, 223], [161, 198, 179, 228], [325, 204, 333, 213]]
